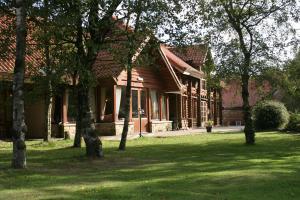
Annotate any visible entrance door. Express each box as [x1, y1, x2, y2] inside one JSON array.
[[132, 89, 149, 133]]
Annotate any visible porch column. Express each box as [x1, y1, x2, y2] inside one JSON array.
[[188, 79, 193, 127], [197, 79, 202, 127]]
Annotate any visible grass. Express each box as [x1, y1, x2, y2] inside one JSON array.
[[0, 132, 300, 200]]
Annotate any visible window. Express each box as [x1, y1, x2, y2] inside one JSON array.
[[132, 90, 139, 118], [140, 90, 147, 118], [67, 89, 77, 122], [100, 87, 113, 122], [150, 90, 159, 119], [161, 95, 167, 120], [192, 98, 197, 119], [117, 87, 126, 120]]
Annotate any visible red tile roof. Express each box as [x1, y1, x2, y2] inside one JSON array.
[[92, 50, 124, 79], [0, 14, 43, 79], [168, 45, 208, 69]]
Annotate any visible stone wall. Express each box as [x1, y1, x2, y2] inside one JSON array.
[[63, 123, 76, 139], [95, 122, 134, 136], [151, 121, 172, 133]]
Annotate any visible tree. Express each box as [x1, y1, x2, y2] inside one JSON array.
[[262, 51, 300, 112], [196, 0, 298, 144], [117, 0, 185, 150], [11, 0, 28, 168]]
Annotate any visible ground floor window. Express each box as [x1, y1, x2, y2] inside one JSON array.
[[117, 86, 126, 120], [67, 89, 77, 122], [150, 90, 159, 120], [201, 101, 207, 122], [100, 87, 113, 122], [192, 98, 197, 119], [140, 90, 147, 118], [161, 95, 167, 120]]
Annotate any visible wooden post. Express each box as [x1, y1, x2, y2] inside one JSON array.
[[177, 94, 182, 129], [159, 93, 162, 121], [166, 95, 169, 121], [188, 79, 192, 127], [147, 89, 151, 131], [197, 79, 202, 127]]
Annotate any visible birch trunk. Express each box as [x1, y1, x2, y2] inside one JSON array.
[[44, 82, 52, 142], [12, 0, 27, 169], [119, 65, 132, 151]]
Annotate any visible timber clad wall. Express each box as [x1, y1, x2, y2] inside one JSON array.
[[0, 14, 222, 138]]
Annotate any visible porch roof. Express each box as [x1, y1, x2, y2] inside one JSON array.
[[159, 45, 204, 79]]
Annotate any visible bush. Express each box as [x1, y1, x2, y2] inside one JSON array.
[[252, 100, 290, 130], [286, 113, 300, 133]]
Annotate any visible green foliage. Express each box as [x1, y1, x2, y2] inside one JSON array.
[[285, 113, 300, 133], [252, 100, 290, 130]]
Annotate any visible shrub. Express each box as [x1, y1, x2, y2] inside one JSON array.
[[285, 113, 300, 133], [252, 100, 290, 130]]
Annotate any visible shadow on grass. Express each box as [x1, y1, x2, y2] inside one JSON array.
[[0, 133, 300, 200]]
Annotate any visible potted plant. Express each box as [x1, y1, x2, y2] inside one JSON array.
[[205, 120, 214, 133]]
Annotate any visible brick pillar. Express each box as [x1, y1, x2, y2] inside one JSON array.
[[188, 79, 193, 128], [213, 89, 218, 125], [218, 88, 223, 126], [197, 79, 202, 127]]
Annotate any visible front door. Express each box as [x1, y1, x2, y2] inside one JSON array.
[[132, 89, 149, 133]]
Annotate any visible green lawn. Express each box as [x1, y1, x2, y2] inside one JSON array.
[[0, 132, 300, 200]]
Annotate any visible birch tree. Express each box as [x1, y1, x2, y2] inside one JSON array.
[[11, 0, 28, 168], [196, 0, 299, 144]]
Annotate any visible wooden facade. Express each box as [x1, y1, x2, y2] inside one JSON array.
[[0, 43, 222, 138]]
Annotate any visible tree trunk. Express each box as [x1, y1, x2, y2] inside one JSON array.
[[119, 66, 132, 151], [12, 0, 27, 169], [44, 86, 52, 142], [79, 84, 103, 157], [241, 72, 255, 145], [73, 86, 82, 148]]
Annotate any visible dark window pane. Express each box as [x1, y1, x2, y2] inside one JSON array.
[[150, 90, 159, 119], [132, 90, 138, 118], [140, 90, 147, 118], [105, 87, 114, 115], [118, 87, 126, 120], [68, 89, 77, 122], [162, 95, 167, 119]]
